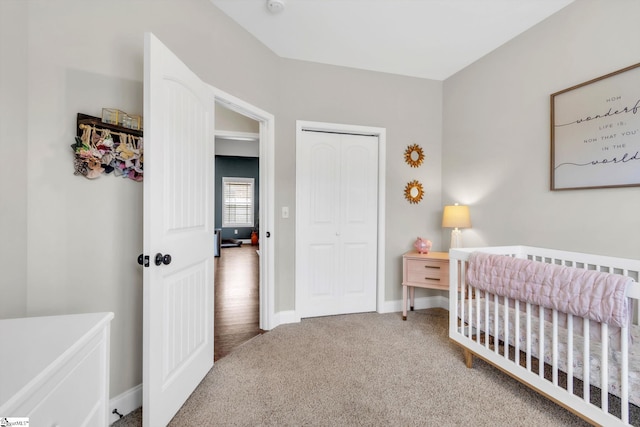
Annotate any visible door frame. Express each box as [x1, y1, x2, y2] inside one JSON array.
[[214, 92, 275, 330], [295, 120, 386, 317]]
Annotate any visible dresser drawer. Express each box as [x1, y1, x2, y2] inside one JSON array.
[[0, 313, 112, 427], [27, 337, 104, 427]]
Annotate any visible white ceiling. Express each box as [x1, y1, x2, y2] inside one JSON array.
[[210, 0, 574, 81]]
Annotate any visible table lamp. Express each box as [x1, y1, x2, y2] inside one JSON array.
[[442, 204, 471, 248]]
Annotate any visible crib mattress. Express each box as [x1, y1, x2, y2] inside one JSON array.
[[458, 298, 640, 406]]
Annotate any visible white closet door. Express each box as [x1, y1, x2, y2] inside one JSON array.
[[297, 130, 378, 318]]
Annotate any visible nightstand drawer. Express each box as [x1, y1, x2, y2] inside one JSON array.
[[406, 260, 443, 282], [403, 254, 449, 291]]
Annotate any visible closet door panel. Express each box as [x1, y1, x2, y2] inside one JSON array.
[[297, 130, 378, 318]]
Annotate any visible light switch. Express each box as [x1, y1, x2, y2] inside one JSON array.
[[282, 206, 289, 218]]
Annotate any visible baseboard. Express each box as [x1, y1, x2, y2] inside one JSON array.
[[109, 384, 142, 425], [271, 310, 300, 328], [272, 297, 447, 328], [378, 295, 448, 314]]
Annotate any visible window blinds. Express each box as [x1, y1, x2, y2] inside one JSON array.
[[222, 178, 254, 227]]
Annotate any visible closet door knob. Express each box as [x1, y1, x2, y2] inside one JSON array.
[[155, 253, 172, 266]]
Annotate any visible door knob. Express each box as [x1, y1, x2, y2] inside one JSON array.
[[155, 253, 172, 266], [138, 254, 149, 267]]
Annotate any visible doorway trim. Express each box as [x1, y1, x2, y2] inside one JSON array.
[[295, 120, 386, 317], [213, 91, 275, 330]]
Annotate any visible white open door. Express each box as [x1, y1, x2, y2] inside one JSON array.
[[143, 33, 215, 427]]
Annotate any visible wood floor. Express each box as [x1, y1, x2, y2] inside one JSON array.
[[214, 243, 263, 361]]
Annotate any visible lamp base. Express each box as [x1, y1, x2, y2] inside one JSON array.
[[450, 228, 463, 249]]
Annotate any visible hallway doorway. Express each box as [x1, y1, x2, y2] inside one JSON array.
[[214, 244, 263, 361], [213, 104, 267, 360]]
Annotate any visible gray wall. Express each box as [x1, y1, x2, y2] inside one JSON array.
[[0, 0, 280, 399], [0, 0, 440, 399], [217, 106, 259, 134], [215, 156, 259, 240], [0, 1, 28, 318], [442, 0, 640, 260], [275, 59, 443, 309], [3, 0, 636, 404]]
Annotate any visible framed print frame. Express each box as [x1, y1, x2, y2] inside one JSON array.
[[550, 62, 640, 190]]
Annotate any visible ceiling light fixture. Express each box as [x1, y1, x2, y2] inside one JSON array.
[[266, 0, 285, 14]]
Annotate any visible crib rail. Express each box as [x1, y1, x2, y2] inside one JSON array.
[[449, 246, 640, 427]]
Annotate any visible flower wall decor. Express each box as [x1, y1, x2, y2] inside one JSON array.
[[404, 144, 425, 168], [72, 123, 143, 181], [404, 180, 424, 204]]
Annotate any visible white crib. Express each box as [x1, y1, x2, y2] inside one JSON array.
[[449, 246, 640, 426]]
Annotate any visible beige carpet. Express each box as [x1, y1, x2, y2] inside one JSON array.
[[114, 308, 595, 426]]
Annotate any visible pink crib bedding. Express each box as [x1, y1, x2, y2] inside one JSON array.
[[466, 252, 632, 328]]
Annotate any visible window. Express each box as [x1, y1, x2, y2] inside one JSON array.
[[222, 177, 254, 228]]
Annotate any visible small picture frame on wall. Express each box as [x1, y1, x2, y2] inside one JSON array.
[[550, 62, 640, 190]]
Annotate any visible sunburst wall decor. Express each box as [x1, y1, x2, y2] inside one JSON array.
[[404, 144, 425, 168], [404, 180, 424, 204]]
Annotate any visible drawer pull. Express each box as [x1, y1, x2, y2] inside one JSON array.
[[425, 277, 440, 281], [424, 265, 439, 269]]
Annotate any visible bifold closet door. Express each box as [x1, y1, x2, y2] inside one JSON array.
[[296, 130, 378, 318]]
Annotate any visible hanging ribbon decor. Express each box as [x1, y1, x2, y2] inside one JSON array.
[[72, 123, 143, 181]]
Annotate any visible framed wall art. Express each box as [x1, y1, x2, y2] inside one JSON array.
[[551, 62, 640, 190]]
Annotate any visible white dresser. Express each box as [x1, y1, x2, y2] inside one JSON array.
[[0, 312, 114, 426]]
